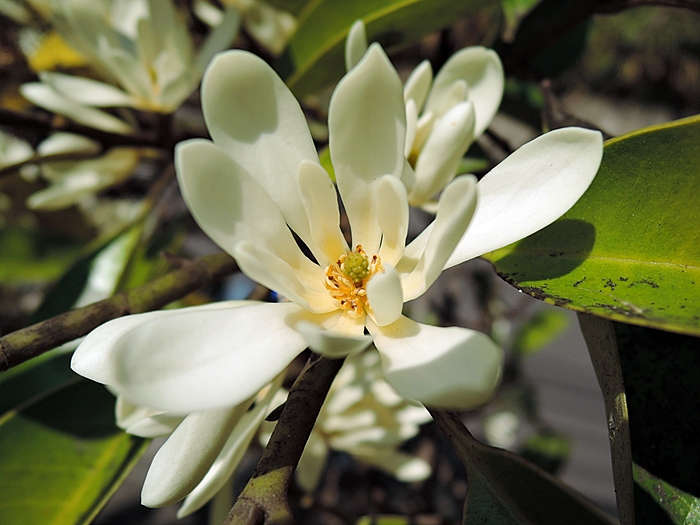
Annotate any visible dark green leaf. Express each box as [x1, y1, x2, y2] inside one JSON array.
[[0, 379, 148, 524], [277, 0, 499, 97], [431, 411, 617, 525], [614, 323, 700, 524], [485, 115, 700, 337]]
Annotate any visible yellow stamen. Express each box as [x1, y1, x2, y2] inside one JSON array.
[[324, 245, 383, 318]]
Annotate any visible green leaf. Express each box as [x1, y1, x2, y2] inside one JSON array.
[[634, 463, 700, 525], [512, 309, 569, 356], [30, 224, 142, 324], [431, 411, 617, 525], [264, 0, 312, 16], [0, 379, 148, 525], [0, 226, 82, 283], [614, 323, 700, 524], [277, 0, 499, 97], [485, 115, 700, 337]]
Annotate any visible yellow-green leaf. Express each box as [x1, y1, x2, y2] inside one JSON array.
[[0, 379, 147, 525], [485, 115, 700, 336]]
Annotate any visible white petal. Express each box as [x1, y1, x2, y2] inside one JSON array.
[[20, 83, 134, 134], [126, 413, 185, 438], [404, 98, 418, 158], [352, 447, 431, 482], [232, 241, 334, 313], [39, 72, 138, 107], [401, 175, 477, 300], [410, 101, 475, 206], [376, 176, 409, 266], [345, 19, 368, 71], [426, 47, 504, 137], [141, 403, 249, 507], [297, 159, 348, 266], [296, 431, 329, 493], [177, 377, 283, 517], [366, 264, 403, 327], [37, 133, 101, 156], [175, 139, 321, 289], [446, 127, 604, 267], [72, 302, 308, 413], [329, 44, 406, 254], [193, 6, 241, 81], [403, 60, 433, 112], [201, 50, 318, 245], [430, 80, 468, 118], [241, 2, 296, 55], [295, 312, 371, 359], [369, 316, 503, 409]]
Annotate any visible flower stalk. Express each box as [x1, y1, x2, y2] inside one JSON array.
[[224, 353, 344, 525]]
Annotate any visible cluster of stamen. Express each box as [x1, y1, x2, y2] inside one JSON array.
[[324, 245, 383, 318]]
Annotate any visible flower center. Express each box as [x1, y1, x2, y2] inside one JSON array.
[[324, 245, 383, 318]]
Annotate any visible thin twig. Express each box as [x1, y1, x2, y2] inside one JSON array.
[[0, 107, 162, 149], [224, 353, 344, 525], [0, 150, 105, 179], [0, 251, 238, 371]]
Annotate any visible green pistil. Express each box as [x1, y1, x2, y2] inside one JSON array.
[[343, 252, 370, 284]]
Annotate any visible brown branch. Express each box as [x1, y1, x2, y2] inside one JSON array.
[[0, 251, 238, 371], [224, 353, 344, 525], [0, 150, 105, 179], [0, 107, 162, 149]]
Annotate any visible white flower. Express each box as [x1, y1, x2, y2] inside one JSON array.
[[263, 349, 432, 493], [72, 45, 602, 424], [214, 0, 296, 55], [24, 133, 141, 210], [20, 0, 240, 132], [101, 303, 284, 513], [346, 20, 504, 209], [0, 130, 34, 168]]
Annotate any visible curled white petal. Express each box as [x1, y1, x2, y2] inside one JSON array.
[[366, 264, 403, 327], [446, 127, 604, 267], [345, 19, 368, 71], [370, 316, 503, 409]]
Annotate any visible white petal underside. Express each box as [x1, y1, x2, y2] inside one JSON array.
[[369, 316, 503, 409]]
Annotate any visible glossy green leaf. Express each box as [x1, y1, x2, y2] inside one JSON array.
[[614, 323, 700, 524], [277, 0, 498, 97], [634, 463, 700, 525], [0, 351, 75, 416], [431, 411, 617, 525], [30, 223, 142, 324], [0, 379, 148, 525], [512, 309, 569, 356], [485, 115, 700, 336]]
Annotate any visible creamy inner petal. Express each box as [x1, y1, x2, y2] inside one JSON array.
[[329, 44, 406, 255], [376, 176, 409, 266], [297, 159, 349, 266], [400, 175, 477, 301], [369, 315, 503, 409]]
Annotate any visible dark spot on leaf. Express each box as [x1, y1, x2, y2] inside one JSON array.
[[574, 277, 587, 287], [619, 277, 629, 282], [604, 279, 617, 290]]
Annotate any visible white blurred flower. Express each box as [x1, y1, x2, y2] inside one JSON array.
[[195, 0, 295, 55], [20, 0, 240, 133], [0, 130, 33, 168], [262, 349, 432, 493], [345, 20, 505, 209], [25, 133, 141, 210]]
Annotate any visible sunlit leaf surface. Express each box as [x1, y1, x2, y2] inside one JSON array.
[[485, 115, 700, 336]]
